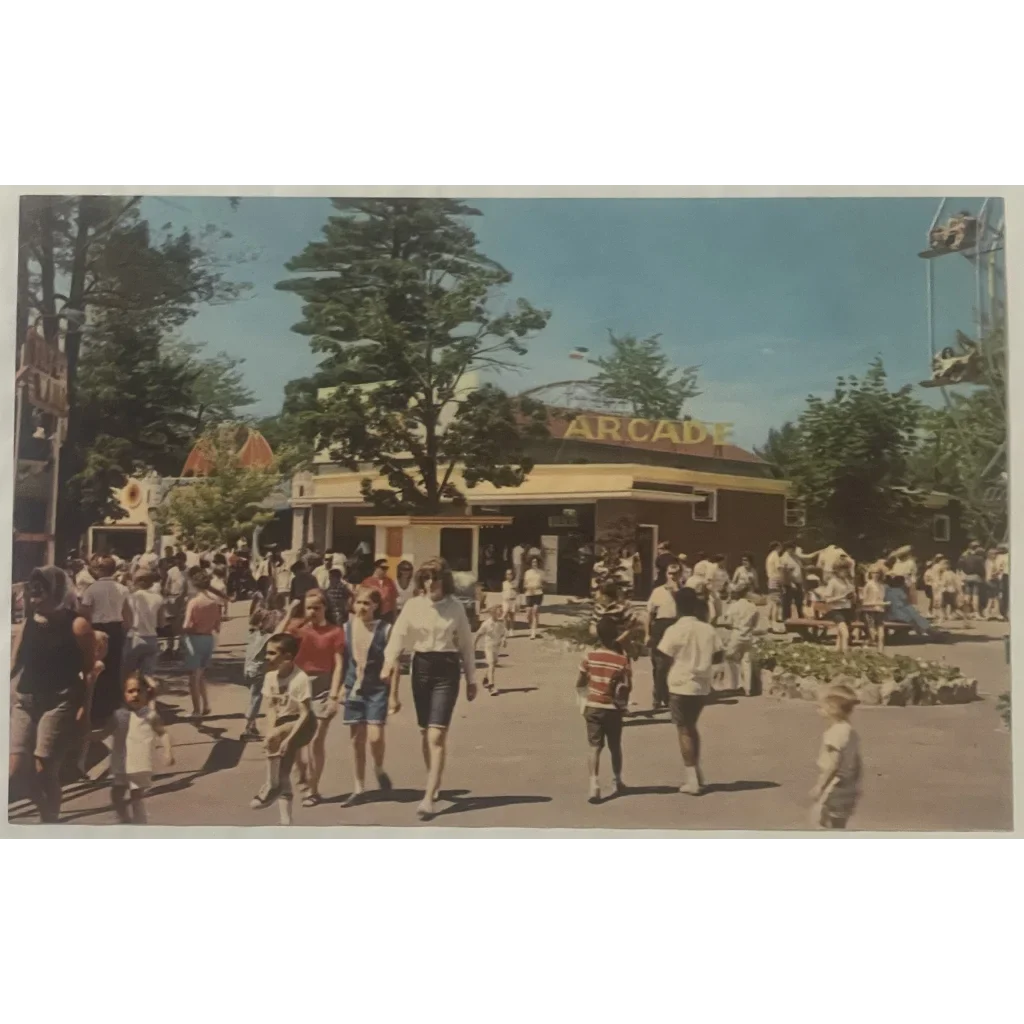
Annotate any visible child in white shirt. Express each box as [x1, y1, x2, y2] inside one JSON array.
[[860, 568, 888, 652], [250, 633, 316, 825], [110, 673, 173, 824], [937, 559, 962, 623], [500, 569, 518, 634], [476, 605, 509, 696], [810, 685, 862, 829]]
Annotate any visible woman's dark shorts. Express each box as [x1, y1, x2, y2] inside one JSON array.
[[524, 594, 544, 608], [826, 608, 854, 626], [411, 652, 461, 730]]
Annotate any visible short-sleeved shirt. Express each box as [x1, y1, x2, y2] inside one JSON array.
[[578, 648, 631, 709], [262, 667, 312, 719], [657, 616, 722, 696], [646, 585, 679, 621], [129, 589, 164, 636], [288, 621, 345, 676], [522, 568, 545, 595], [362, 575, 399, 616], [817, 721, 862, 814], [81, 578, 129, 624]]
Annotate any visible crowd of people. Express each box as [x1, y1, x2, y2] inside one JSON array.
[[8, 528, 1007, 831]]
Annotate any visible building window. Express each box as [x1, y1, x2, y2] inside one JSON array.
[[932, 514, 951, 542], [784, 498, 806, 528], [692, 489, 717, 523]]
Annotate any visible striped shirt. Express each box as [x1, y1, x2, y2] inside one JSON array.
[[577, 649, 631, 709]]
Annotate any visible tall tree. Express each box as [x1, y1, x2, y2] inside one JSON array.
[[163, 338, 256, 429], [754, 420, 802, 480], [155, 426, 278, 550], [782, 359, 925, 559], [588, 331, 700, 419], [276, 199, 551, 512], [17, 195, 247, 552]]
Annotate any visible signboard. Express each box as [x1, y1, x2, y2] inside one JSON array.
[[556, 413, 734, 448], [18, 328, 69, 417]]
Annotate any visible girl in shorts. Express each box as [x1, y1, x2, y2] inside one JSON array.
[[340, 586, 398, 807], [817, 560, 856, 653], [522, 557, 545, 639], [500, 569, 518, 634], [182, 570, 223, 718], [286, 589, 344, 807], [859, 567, 888, 652]]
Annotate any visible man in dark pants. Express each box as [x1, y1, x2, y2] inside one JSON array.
[[645, 560, 682, 711]]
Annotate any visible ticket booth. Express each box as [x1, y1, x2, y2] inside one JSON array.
[[354, 514, 513, 578]]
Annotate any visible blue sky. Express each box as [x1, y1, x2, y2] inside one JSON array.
[[139, 195, 990, 450]]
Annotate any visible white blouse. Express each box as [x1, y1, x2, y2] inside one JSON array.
[[382, 595, 476, 685]]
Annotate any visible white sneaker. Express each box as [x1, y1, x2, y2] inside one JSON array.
[[679, 767, 703, 795]]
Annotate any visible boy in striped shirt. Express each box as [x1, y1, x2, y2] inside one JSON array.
[[576, 615, 632, 804]]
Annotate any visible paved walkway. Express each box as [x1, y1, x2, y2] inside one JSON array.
[[7, 602, 1013, 830]]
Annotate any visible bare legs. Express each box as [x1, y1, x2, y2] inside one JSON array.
[[302, 718, 332, 801], [833, 620, 850, 653], [418, 726, 447, 817], [347, 723, 388, 801], [675, 696, 705, 795], [188, 669, 209, 716]]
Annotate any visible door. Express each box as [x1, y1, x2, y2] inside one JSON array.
[[636, 524, 658, 600]]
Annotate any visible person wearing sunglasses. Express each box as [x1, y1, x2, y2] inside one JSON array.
[[382, 558, 477, 820]]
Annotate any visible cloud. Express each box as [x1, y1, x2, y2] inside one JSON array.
[[761, 346, 776, 355]]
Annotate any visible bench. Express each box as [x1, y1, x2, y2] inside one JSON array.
[[784, 617, 916, 645]]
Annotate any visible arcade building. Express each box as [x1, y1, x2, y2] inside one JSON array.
[[292, 410, 805, 599]]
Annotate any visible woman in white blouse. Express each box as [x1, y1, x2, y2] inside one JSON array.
[[382, 558, 477, 820]]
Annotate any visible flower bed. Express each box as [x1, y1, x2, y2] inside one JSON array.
[[752, 639, 978, 706]]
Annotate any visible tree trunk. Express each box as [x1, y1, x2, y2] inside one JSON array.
[[54, 198, 96, 556]]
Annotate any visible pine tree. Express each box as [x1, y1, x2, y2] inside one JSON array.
[[276, 199, 551, 511]]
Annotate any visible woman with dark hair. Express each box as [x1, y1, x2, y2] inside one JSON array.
[[395, 560, 416, 612], [382, 557, 477, 819], [9, 567, 97, 822]]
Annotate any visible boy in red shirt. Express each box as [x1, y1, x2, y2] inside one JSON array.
[[575, 615, 632, 804], [362, 559, 400, 624]]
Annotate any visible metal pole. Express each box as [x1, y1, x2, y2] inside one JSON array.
[[45, 418, 62, 565], [926, 259, 935, 362]]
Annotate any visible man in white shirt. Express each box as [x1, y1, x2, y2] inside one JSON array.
[[779, 541, 805, 621], [123, 572, 166, 677], [657, 587, 723, 794], [646, 560, 682, 710], [512, 543, 526, 587], [313, 553, 333, 590], [163, 552, 188, 658]]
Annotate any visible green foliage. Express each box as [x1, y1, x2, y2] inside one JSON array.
[[159, 426, 278, 549], [546, 614, 597, 648], [754, 421, 802, 480], [587, 331, 700, 419], [163, 338, 256, 429], [752, 638, 966, 687], [779, 359, 925, 559], [276, 199, 551, 511], [65, 326, 207, 541], [18, 196, 250, 551]]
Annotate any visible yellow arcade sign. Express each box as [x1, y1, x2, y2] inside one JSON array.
[[560, 413, 734, 447]]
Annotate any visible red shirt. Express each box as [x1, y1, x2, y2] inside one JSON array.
[[578, 649, 631, 708], [362, 575, 399, 616], [287, 621, 345, 676]]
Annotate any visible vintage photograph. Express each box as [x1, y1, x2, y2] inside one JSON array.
[[6, 193, 1011, 830]]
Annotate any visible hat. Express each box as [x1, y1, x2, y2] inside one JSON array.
[[892, 545, 913, 558]]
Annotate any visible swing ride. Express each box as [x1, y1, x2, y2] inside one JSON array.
[[917, 197, 1008, 543]]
